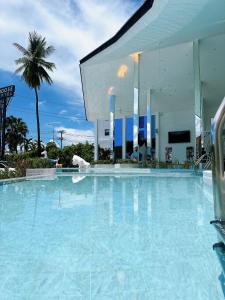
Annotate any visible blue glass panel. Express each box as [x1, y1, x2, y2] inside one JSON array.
[[139, 116, 147, 138], [151, 115, 156, 138], [139, 116, 145, 128], [126, 117, 133, 141], [114, 119, 122, 146], [139, 130, 145, 139], [125, 115, 156, 142]]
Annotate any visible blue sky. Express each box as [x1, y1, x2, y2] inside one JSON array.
[[0, 0, 144, 146]]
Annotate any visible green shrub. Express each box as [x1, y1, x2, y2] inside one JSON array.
[[0, 158, 52, 179], [57, 143, 94, 167], [46, 142, 62, 159], [93, 160, 114, 165], [16, 158, 52, 177], [0, 169, 16, 180], [116, 159, 139, 164], [5, 151, 38, 161], [25, 158, 52, 169]]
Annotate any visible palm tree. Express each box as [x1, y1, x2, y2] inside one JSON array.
[[5, 116, 28, 153], [24, 138, 45, 154], [13, 31, 56, 156], [23, 138, 33, 152]]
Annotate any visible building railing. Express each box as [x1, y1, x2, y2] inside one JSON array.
[[211, 97, 225, 221]]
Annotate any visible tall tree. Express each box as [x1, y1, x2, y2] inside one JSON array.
[[5, 116, 28, 153], [23, 138, 33, 152], [13, 31, 56, 156]]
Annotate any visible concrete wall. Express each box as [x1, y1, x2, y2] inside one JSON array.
[[26, 168, 56, 177], [97, 120, 111, 149], [159, 110, 195, 162]]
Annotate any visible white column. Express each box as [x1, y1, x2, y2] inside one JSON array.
[[94, 120, 98, 161], [109, 95, 116, 160], [146, 89, 152, 156], [122, 116, 126, 159], [133, 53, 140, 151], [193, 40, 201, 117], [193, 40, 202, 158]]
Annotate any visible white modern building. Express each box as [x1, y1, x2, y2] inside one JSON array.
[[80, 0, 225, 163]]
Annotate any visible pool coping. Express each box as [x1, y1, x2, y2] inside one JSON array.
[[0, 168, 203, 184], [57, 172, 200, 178], [0, 174, 55, 185]]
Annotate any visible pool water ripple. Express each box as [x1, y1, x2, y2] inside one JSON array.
[[0, 175, 224, 299]]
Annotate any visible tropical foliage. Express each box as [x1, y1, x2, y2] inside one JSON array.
[[13, 31, 56, 156], [98, 147, 111, 160], [45, 142, 94, 166], [5, 116, 28, 153]]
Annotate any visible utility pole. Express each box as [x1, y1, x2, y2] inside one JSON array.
[[48, 122, 59, 143], [58, 130, 65, 149]]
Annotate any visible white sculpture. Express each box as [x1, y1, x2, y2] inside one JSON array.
[[72, 155, 90, 169], [41, 150, 48, 159]]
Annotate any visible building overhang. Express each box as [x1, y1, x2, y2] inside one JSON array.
[[80, 0, 225, 121]]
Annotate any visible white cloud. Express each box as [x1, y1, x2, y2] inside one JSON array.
[[56, 126, 94, 145], [59, 109, 67, 115], [0, 0, 141, 99], [39, 101, 46, 106]]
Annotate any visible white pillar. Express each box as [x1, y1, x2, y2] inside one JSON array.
[[133, 53, 140, 151], [94, 120, 98, 161], [146, 89, 152, 156], [122, 116, 126, 159], [193, 40, 201, 117], [193, 40, 202, 158], [109, 95, 116, 160]]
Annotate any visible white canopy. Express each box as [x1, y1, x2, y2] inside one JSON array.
[[80, 0, 225, 121]]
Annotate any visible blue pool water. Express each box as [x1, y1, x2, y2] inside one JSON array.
[[0, 174, 224, 299]]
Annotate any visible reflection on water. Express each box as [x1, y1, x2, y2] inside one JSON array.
[[72, 175, 86, 184], [0, 175, 224, 299]]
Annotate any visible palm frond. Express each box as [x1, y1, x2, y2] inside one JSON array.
[[15, 57, 30, 66], [13, 43, 30, 56], [15, 65, 26, 74], [38, 66, 54, 85], [44, 46, 55, 57], [38, 59, 56, 71]]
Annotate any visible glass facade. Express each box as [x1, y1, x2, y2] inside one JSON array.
[[114, 115, 156, 159]]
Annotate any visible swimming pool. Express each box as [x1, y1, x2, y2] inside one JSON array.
[[0, 173, 224, 299]]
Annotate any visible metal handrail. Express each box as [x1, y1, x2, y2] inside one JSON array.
[[211, 97, 225, 221], [204, 157, 211, 170], [194, 153, 207, 167]]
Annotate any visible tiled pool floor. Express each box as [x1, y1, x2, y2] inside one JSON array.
[[0, 175, 224, 299]]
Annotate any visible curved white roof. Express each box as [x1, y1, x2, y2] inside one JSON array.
[[80, 0, 225, 120]]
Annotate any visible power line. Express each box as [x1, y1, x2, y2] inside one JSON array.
[[63, 132, 94, 138], [14, 93, 83, 107], [9, 106, 86, 121]]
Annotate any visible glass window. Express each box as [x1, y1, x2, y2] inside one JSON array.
[[105, 129, 110, 136]]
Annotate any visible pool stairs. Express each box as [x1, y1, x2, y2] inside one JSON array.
[[213, 242, 225, 276], [211, 220, 225, 245]]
